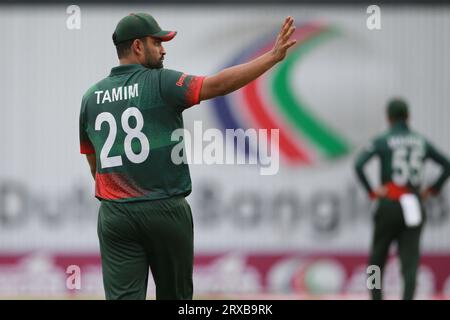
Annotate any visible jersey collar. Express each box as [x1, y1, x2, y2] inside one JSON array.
[[391, 121, 409, 132], [109, 64, 146, 76]]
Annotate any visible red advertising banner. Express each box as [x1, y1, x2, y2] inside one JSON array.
[[1, 252, 449, 299]]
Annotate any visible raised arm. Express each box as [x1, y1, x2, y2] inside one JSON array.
[[199, 16, 297, 101]]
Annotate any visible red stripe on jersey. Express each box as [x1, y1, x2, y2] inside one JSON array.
[[80, 140, 95, 154], [95, 172, 146, 200], [385, 182, 412, 200], [185, 76, 205, 107]]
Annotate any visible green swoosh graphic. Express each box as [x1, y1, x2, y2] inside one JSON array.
[[271, 27, 350, 158]]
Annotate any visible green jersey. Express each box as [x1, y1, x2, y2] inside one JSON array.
[[79, 64, 204, 202], [355, 122, 450, 199]]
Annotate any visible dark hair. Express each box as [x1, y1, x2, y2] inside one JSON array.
[[387, 98, 409, 122], [114, 39, 134, 59], [113, 33, 147, 59]]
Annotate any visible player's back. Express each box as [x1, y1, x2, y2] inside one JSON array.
[[375, 122, 428, 194], [79, 64, 202, 202]]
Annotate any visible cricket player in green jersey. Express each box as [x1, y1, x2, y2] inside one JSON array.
[[355, 99, 450, 300], [79, 13, 297, 300]]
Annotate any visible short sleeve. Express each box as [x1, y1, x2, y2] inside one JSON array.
[[160, 69, 205, 110], [79, 100, 95, 155]]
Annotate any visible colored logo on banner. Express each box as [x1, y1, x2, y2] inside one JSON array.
[[211, 22, 352, 166]]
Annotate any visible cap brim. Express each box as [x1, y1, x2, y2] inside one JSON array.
[[152, 30, 177, 41]]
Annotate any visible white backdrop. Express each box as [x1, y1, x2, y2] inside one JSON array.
[[0, 5, 449, 254]]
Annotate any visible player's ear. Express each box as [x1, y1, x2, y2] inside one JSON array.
[[131, 38, 144, 56], [387, 116, 394, 126]]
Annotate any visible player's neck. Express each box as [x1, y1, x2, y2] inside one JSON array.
[[119, 57, 141, 66], [391, 121, 408, 130]]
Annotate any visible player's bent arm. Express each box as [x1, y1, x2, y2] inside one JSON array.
[[85, 154, 96, 180], [354, 148, 377, 198], [199, 16, 297, 101], [426, 143, 450, 194]]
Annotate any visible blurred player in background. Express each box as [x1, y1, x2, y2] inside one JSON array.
[[354, 99, 450, 300], [79, 13, 297, 300]]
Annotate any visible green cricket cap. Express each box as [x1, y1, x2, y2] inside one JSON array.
[[112, 13, 177, 45], [387, 98, 409, 119]]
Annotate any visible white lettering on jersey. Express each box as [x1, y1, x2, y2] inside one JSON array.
[[95, 84, 139, 104]]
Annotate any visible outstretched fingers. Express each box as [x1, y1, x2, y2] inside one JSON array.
[[280, 16, 291, 33], [285, 39, 297, 50], [283, 25, 296, 42], [279, 17, 292, 37], [281, 17, 293, 36], [279, 17, 295, 45], [272, 16, 297, 62]]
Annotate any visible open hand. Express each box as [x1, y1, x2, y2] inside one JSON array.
[[372, 186, 388, 199], [420, 188, 434, 200], [271, 16, 297, 63]]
